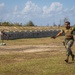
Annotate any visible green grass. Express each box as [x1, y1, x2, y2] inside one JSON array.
[[0, 51, 75, 75], [1, 36, 65, 46], [0, 36, 75, 75]]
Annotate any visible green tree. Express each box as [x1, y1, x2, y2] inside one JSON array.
[[26, 21, 35, 26], [2, 22, 10, 26]]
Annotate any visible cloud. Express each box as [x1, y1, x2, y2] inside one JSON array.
[[22, 1, 41, 16], [20, 1, 63, 19], [21, 1, 63, 18], [13, 6, 18, 15], [50, 2, 62, 11], [0, 3, 5, 10], [43, 2, 62, 13]]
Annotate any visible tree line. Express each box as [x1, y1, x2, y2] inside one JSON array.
[[0, 21, 35, 26]]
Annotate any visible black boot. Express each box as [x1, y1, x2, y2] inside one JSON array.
[[65, 59, 68, 63], [65, 55, 69, 63]]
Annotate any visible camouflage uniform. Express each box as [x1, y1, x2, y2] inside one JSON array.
[[62, 27, 75, 59]]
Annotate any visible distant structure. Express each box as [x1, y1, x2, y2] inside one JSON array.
[[0, 30, 61, 40]]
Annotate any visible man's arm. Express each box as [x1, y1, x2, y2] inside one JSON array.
[[51, 30, 63, 39], [55, 31, 63, 38]]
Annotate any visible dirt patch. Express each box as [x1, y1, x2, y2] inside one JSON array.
[[0, 44, 65, 55]]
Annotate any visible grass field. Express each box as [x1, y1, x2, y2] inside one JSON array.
[[0, 36, 64, 45], [0, 36, 75, 75]]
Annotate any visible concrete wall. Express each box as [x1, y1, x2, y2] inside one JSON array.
[[0, 30, 63, 40]]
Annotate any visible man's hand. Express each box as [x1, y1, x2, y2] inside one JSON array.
[[51, 36, 56, 39]]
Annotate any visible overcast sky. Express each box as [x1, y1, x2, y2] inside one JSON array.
[[0, 0, 75, 26]]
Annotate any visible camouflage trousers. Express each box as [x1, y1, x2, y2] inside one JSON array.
[[65, 39, 74, 56]]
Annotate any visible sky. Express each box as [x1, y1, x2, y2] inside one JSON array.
[[0, 0, 75, 26]]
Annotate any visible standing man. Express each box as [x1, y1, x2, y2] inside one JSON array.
[[52, 21, 75, 63]]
